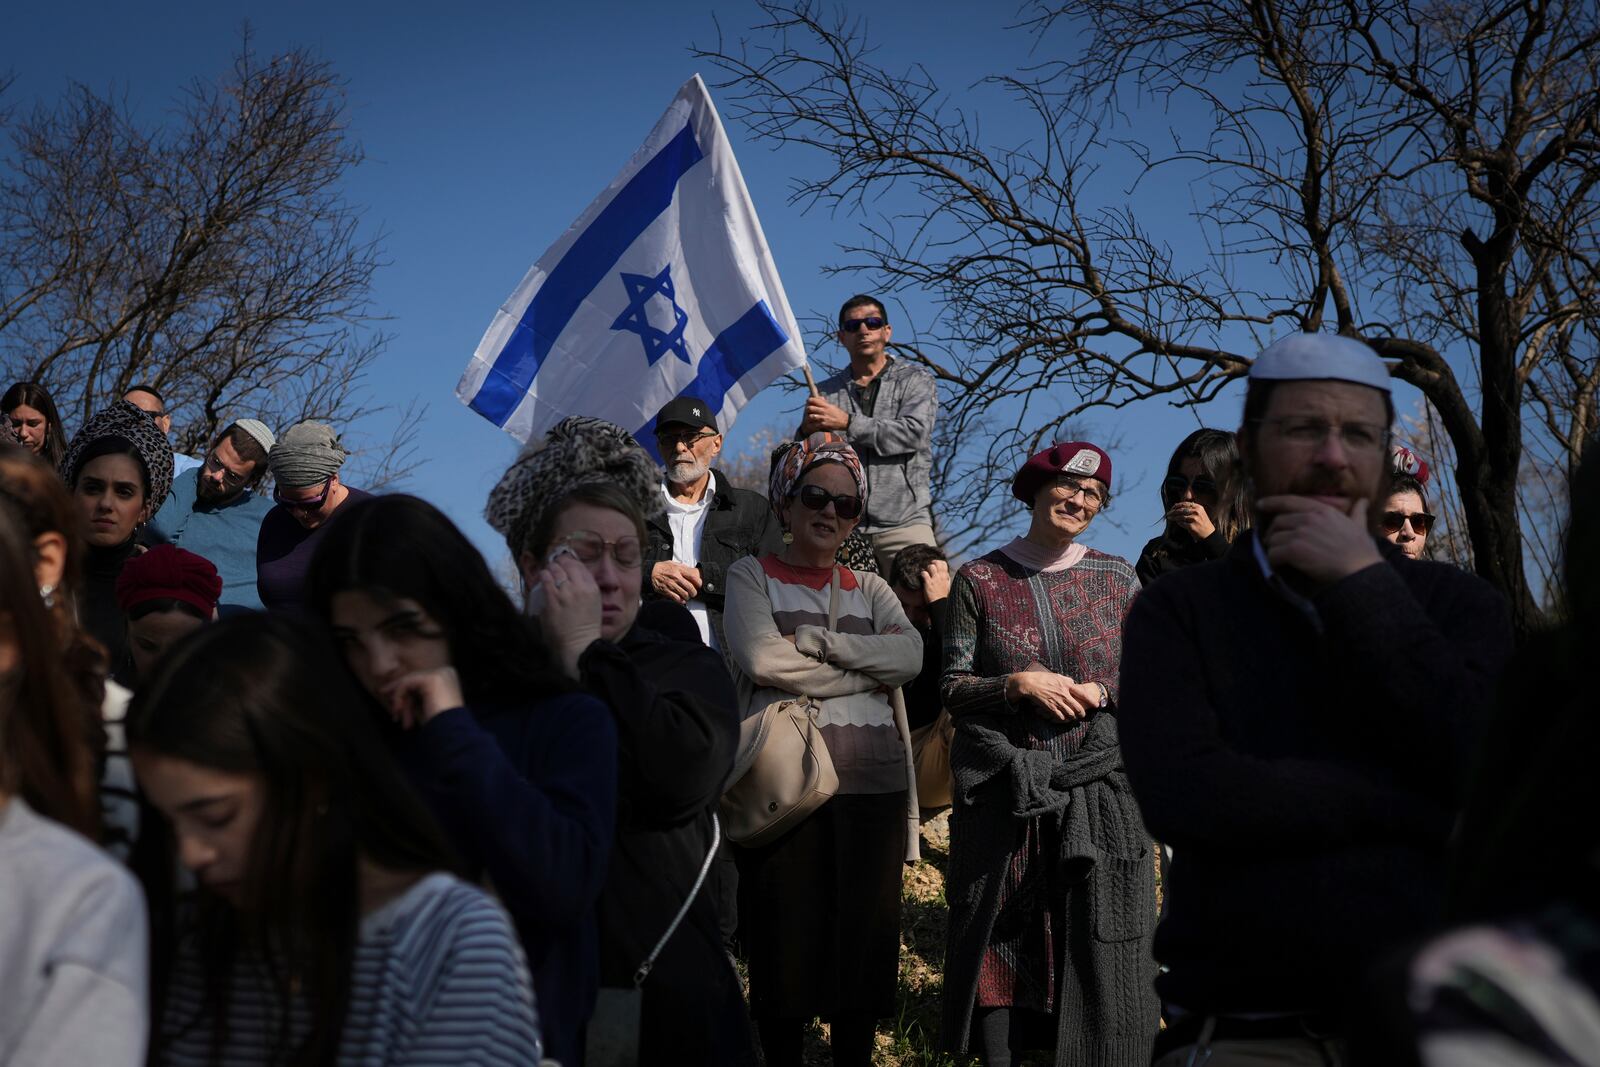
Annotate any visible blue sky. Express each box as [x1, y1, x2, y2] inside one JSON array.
[[5, 1, 1435, 569]]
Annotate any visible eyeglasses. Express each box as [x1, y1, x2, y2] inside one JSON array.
[[840, 315, 887, 333], [1162, 474, 1219, 500], [795, 484, 863, 519], [203, 450, 249, 490], [1052, 476, 1106, 509], [1382, 510, 1435, 535], [1251, 417, 1390, 454], [655, 429, 717, 451], [555, 531, 643, 568], [274, 478, 331, 512]]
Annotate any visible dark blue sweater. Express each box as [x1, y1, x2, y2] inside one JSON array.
[[393, 693, 617, 1067]]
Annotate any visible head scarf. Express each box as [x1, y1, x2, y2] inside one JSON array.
[[115, 544, 222, 617], [485, 415, 663, 555], [767, 432, 868, 519], [268, 421, 347, 489], [59, 399, 175, 507], [1390, 443, 1431, 485]]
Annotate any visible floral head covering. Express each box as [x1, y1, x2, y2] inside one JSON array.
[[59, 399, 175, 507], [767, 431, 868, 520], [485, 415, 663, 555]]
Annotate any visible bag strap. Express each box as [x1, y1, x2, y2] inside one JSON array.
[[632, 811, 721, 987], [827, 565, 842, 631]]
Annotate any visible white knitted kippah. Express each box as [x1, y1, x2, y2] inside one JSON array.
[[1249, 333, 1392, 394]]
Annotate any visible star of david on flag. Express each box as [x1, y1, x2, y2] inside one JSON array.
[[456, 74, 808, 454]]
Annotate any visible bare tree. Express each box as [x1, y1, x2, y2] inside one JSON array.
[[697, 0, 1600, 636], [0, 34, 414, 481]]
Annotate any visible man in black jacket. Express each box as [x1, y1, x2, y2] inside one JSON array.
[[643, 396, 781, 659], [1118, 333, 1512, 1066]]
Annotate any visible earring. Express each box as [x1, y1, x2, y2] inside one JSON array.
[[38, 583, 56, 609], [782, 530, 794, 545]]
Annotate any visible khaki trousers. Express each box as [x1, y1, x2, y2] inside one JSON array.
[[866, 522, 938, 577]]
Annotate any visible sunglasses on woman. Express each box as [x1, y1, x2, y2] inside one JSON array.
[[1162, 474, 1218, 500], [273, 478, 331, 512], [796, 484, 863, 520], [1382, 510, 1435, 535]]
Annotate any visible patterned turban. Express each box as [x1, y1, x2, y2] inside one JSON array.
[[268, 421, 348, 489], [485, 415, 664, 555], [767, 431, 868, 519], [60, 399, 176, 507]]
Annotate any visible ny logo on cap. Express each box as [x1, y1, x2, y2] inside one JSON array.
[[1062, 448, 1100, 475], [693, 407, 702, 417]]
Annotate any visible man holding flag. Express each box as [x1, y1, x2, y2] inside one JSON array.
[[458, 74, 808, 456]]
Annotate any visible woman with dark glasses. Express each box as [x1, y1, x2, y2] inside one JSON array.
[[723, 431, 922, 1067], [1135, 427, 1251, 586], [1381, 472, 1434, 560], [256, 421, 370, 613]]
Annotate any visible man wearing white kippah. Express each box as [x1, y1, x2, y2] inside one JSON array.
[[1117, 333, 1513, 1066], [145, 418, 278, 613]]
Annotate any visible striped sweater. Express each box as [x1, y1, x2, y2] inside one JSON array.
[[156, 873, 543, 1066], [724, 554, 923, 794]]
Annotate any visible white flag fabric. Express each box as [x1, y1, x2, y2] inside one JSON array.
[[457, 74, 807, 452]]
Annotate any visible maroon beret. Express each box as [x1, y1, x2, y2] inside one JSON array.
[[115, 544, 222, 618], [1012, 441, 1113, 503]]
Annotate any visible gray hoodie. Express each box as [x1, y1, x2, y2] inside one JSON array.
[[809, 357, 938, 532]]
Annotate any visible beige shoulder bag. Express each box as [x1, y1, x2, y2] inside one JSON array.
[[721, 567, 842, 847]]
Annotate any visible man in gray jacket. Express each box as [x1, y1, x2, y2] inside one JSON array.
[[798, 294, 939, 573]]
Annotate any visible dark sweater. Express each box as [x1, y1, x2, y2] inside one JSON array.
[[394, 694, 618, 1067], [79, 538, 141, 671], [1134, 527, 1230, 587], [255, 488, 372, 614], [1117, 533, 1512, 1017], [903, 596, 949, 732], [578, 610, 757, 1066]]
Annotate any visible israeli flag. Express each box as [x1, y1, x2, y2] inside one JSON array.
[[457, 74, 807, 452]]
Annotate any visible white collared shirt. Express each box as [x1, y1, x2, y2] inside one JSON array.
[[660, 472, 718, 649]]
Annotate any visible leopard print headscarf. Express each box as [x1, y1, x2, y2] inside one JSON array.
[[59, 399, 175, 507], [485, 415, 664, 556]]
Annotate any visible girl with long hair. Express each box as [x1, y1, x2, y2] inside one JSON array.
[[1135, 427, 1251, 585], [129, 613, 543, 1066], [306, 493, 616, 1067], [4, 380, 70, 467], [0, 493, 149, 1064]]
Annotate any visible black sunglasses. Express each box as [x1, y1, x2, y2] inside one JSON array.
[[1382, 510, 1435, 535], [1162, 474, 1219, 500], [274, 478, 331, 512], [796, 483, 863, 520], [840, 315, 886, 334]]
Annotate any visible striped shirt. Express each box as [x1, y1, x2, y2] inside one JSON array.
[[725, 555, 922, 793], [157, 873, 543, 1066]]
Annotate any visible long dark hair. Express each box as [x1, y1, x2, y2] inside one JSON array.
[[3, 381, 69, 468], [1162, 428, 1251, 542], [305, 493, 577, 707], [0, 492, 100, 839], [128, 614, 460, 1067]]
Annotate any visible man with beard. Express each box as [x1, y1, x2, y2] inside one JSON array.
[[1117, 333, 1512, 1067], [145, 419, 275, 612], [642, 396, 780, 658]]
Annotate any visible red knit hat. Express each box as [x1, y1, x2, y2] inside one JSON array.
[[114, 544, 222, 617], [1012, 441, 1113, 503]]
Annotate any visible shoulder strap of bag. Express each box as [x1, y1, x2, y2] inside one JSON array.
[[828, 565, 842, 631], [632, 811, 722, 987]]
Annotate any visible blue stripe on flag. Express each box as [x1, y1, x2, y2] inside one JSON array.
[[638, 300, 790, 460], [469, 123, 706, 426]]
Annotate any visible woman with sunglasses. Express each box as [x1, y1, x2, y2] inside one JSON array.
[[940, 441, 1159, 1067], [486, 416, 757, 1066], [1135, 427, 1251, 586], [1381, 472, 1434, 561], [723, 431, 922, 1067], [256, 421, 369, 613]]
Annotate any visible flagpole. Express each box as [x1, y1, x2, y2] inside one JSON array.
[[800, 361, 820, 397]]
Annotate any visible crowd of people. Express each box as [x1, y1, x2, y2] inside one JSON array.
[[1, 300, 1594, 1067]]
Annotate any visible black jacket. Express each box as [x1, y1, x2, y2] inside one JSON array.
[[642, 469, 782, 652], [1118, 534, 1512, 1017], [1135, 527, 1231, 586]]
